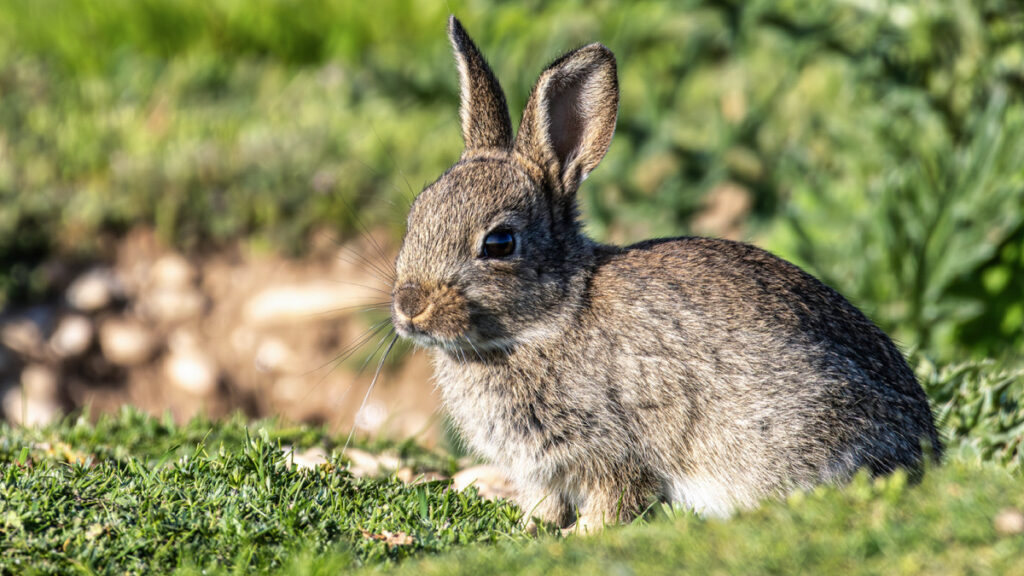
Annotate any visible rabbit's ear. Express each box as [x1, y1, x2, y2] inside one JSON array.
[[448, 16, 513, 152], [515, 43, 618, 193]]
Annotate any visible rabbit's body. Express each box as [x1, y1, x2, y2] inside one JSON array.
[[392, 17, 940, 530], [438, 236, 937, 524]]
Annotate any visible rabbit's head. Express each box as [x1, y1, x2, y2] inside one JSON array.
[[392, 16, 618, 352]]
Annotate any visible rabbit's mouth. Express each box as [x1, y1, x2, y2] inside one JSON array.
[[396, 325, 514, 360]]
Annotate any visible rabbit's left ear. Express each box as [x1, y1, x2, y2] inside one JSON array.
[[515, 43, 618, 194], [449, 16, 513, 152]]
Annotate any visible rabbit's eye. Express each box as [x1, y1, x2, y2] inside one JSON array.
[[481, 230, 516, 259]]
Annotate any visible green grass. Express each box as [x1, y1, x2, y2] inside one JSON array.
[[377, 464, 1024, 576], [0, 409, 521, 574], [2, 354, 1023, 575]]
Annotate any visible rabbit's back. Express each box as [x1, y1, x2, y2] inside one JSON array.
[[584, 236, 939, 492]]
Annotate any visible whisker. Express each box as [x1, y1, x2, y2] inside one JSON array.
[[343, 331, 399, 453], [349, 327, 396, 377], [336, 191, 399, 278], [301, 324, 395, 419], [370, 123, 417, 204], [344, 158, 415, 208], [316, 228, 397, 286], [285, 321, 393, 417], [324, 277, 394, 295], [463, 336, 485, 363], [304, 301, 391, 320], [334, 250, 396, 288], [302, 319, 393, 376]]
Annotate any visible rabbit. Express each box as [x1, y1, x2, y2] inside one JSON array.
[[390, 16, 941, 532]]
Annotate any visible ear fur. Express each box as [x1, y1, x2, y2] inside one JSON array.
[[448, 16, 513, 152], [514, 43, 619, 193]]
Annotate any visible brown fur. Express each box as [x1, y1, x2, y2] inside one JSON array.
[[391, 16, 940, 531]]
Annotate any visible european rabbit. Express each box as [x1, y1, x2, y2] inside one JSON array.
[[390, 16, 940, 531]]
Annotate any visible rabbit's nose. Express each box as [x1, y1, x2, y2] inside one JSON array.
[[394, 283, 429, 321]]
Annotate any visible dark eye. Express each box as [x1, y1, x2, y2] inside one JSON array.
[[481, 230, 516, 259]]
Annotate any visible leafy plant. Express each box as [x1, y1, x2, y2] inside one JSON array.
[[918, 355, 1024, 470]]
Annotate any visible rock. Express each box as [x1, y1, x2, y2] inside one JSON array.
[[99, 318, 157, 366], [344, 448, 381, 477], [243, 282, 379, 326], [50, 315, 94, 358], [354, 400, 388, 433], [149, 254, 198, 289], [396, 467, 414, 483], [67, 268, 122, 312], [286, 445, 329, 469], [451, 465, 515, 500], [141, 288, 205, 324], [255, 338, 298, 374], [1, 317, 45, 357], [21, 364, 59, 401], [270, 375, 308, 404], [344, 448, 401, 478], [3, 386, 60, 426], [396, 467, 447, 484], [995, 508, 1024, 536], [164, 335, 218, 396]]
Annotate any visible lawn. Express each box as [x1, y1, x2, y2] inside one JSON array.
[[2, 370, 1023, 575]]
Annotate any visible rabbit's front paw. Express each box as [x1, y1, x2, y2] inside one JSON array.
[[518, 489, 571, 535]]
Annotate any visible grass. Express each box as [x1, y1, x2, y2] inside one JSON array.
[[375, 464, 1024, 576], [0, 409, 521, 574], [2, 360, 1024, 575]]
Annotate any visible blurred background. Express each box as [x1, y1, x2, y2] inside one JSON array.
[[0, 0, 1021, 449]]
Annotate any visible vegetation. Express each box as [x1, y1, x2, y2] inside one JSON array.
[[2, 385, 1023, 575], [1, 0, 1023, 573], [1, 0, 1022, 357], [0, 409, 521, 574]]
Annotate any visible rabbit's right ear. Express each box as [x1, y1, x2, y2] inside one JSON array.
[[514, 43, 618, 195], [448, 16, 514, 152]]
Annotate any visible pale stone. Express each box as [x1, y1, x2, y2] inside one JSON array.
[[20, 364, 59, 401], [354, 400, 388, 433], [286, 446, 329, 469], [50, 315, 94, 358], [396, 467, 414, 483], [397, 468, 447, 484], [99, 319, 156, 366], [243, 282, 380, 326], [451, 465, 515, 500], [141, 288, 205, 323], [270, 375, 308, 404], [995, 508, 1024, 536], [1, 318, 44, 357], [164, 348, 218, 396], [3, 386, 60, 426], [344, 448, 381, 477], [344, 448, 401, 478], [229, 327, 257, 356], [67, 268, 121, 312], [149, 253, 197, 289], [255, 338, 297, 374]]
